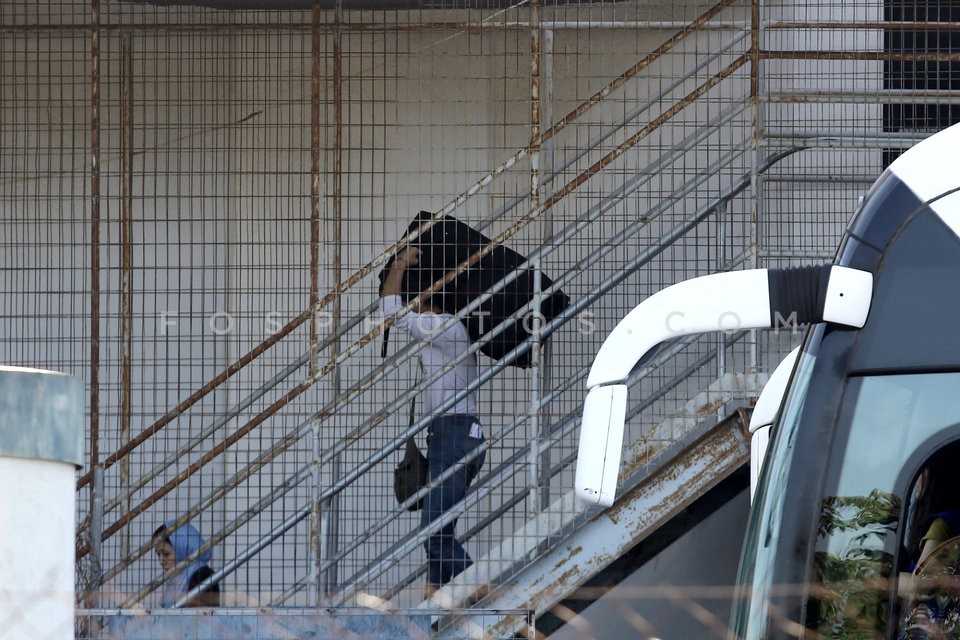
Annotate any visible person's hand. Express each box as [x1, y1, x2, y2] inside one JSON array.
[[381, 246, 421, 299], [394, 247, 421, 269]]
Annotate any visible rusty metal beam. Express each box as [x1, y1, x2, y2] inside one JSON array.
[[758, 51, 960, 62], [119, 32, 135, 561], [1, 20, 748, 35], [42, 16, 960, 36], [88, 0, 102, 514]]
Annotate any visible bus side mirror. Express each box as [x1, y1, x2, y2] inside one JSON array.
[[576, 384, 627, 506]]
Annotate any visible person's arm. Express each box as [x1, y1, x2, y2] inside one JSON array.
[[379, 247, 450, 341]]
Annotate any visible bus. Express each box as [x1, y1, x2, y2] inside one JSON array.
[[576, 121, 960, 639]]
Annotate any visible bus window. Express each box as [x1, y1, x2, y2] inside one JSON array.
[[804, 372, 960, 639]]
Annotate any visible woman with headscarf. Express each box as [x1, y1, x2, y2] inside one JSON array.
[[152, 520, 220, 607]]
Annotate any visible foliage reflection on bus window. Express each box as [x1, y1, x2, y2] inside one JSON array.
[[808, 372, 960, 639]]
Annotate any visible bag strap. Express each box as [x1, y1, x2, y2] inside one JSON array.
[[406, 360, 422, 437], [406, 394, 417, 429]]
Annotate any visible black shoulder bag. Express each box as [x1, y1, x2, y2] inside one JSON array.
[[393, 394, 428, 511]]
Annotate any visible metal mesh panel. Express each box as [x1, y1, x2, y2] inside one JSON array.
[[2, 0, 958, 634]]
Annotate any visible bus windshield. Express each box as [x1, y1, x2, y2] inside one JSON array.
[[732, 368, 960, 639]]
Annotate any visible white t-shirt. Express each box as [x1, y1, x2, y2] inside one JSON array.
[[380, 295, 481, 424]]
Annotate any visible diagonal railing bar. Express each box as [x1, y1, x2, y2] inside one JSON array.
[[75, 305, 314, 491], [95, 357, 312, 520], [77, 2, 737, 497]]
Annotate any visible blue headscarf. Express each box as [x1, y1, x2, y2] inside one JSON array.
[[158, 520, 213, 608]]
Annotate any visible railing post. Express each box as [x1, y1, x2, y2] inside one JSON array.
[[538, 23, 557, 511], [88, 0, 102, 528], [120, 32, 134, 563], [526, 0, 547, 516], [315, 0, 344, 602], [716, 200, 729, 382]]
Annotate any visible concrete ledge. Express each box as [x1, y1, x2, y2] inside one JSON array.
[[83, 608, 433, 640], [0, 366, 84, 467]]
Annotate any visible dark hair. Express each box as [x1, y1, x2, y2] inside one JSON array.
[[153, 524, 171, 544], [906, 442, 960, 554]]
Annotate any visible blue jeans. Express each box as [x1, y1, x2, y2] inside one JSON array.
[[421, 414, 485, 587]]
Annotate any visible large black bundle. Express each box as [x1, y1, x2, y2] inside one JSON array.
[[379, 211, 570, 368]]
